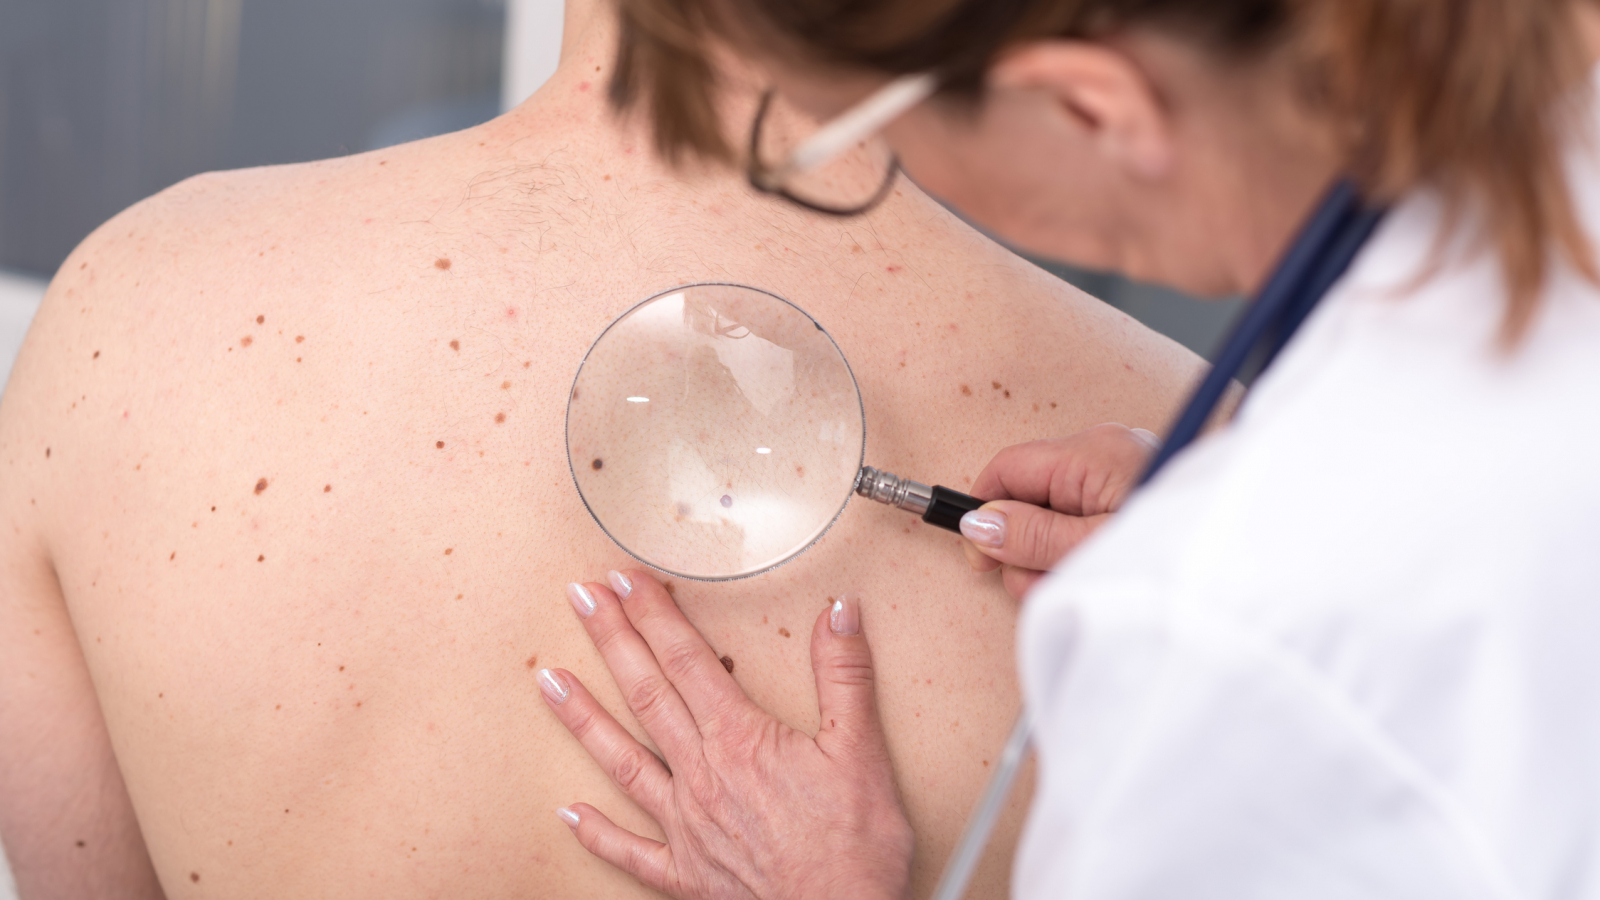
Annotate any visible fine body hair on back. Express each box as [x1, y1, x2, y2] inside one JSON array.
[[609, 0, 1600, 345]]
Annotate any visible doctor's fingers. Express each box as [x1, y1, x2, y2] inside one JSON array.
[[607, 570, 754, 739], [567, 579, 703, 765], [959, 500, 1113, 573], [537, 668, 674, 822], [968, 424, 1158, 513], [809, 599, 892, 761]]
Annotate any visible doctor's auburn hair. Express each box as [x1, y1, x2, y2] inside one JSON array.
[[609, 0, 1599, 343]]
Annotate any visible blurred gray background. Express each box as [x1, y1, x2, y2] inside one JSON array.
[[0, 1, 1232, 894]]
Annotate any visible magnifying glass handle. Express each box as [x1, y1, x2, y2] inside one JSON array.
[[855, 467, 984, 533]]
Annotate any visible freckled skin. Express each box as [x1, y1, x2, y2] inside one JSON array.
[[0, 22, 1204, 900]]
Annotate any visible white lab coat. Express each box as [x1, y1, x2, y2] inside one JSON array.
[[1014, 78, 1600, 898]]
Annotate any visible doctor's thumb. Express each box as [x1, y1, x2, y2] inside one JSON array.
[[959, 500, 1110, 574], [810, 597, 889, 759]]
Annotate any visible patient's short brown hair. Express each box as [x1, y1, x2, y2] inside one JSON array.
[[610, 0, 1599, 343]]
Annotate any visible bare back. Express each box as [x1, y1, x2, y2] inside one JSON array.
[[0, 57, 1200, 898]]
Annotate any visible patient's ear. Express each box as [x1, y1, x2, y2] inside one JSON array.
[[988, 40, 1174, 181]]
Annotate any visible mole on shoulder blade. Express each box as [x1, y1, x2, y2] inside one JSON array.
[[720, 655, 735, 673], [778, 627, 791, 638], [255, 478, 268, 494], [591, 458, 603, 470]]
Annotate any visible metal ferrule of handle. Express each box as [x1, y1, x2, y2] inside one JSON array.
[[854, 467, 934, 517]]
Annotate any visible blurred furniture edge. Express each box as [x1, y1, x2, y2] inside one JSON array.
[[503, 0, 565, 111], [0, 270, 48, 394]]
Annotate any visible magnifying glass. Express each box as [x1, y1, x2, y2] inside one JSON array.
[[566, 282, 984, 581]]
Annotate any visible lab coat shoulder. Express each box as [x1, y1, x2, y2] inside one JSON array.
[[1014, 177, 1600, 898]]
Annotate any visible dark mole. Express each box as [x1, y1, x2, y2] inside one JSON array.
[[256, 315, 265, 325], [324, 484, 331, 492], [339, 665, 345, 672], [591, 458, 603, 470], [190, 872, 200, 883], [720, 655, 735, 673], [435, 258, 452, 270], [662, 580, 675, 597], [960, 384, 972, 396], [241, 336, 252, 347], [45, 447, 50, 458], [449, 339, 460, 352], [526, 655, 538, 669], [76, 840, 85, 848], [92, 350, 100, 359], [1050, 402, 1058, 409], [495, 412, 506, 424], [1004, 390, 1012, 399], [437, 441, 445, 449], [814, 321, 823, 331], [257, 555, 265, 562], [255, 478, 268, 494], [778, 627, 791, 638], [211, 506, 216, 512]]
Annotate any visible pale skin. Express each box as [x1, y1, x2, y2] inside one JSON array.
[[545, 6, 1600, 899], [0, 1, 1206, 898]]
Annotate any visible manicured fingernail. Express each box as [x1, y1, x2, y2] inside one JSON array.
[[829, 596, 860, 636], [556, 806, 580, 828], [566, 582, 596, 618], [607, 570, 633, 599], [1131, 428, 1162, 450], [960, 508, 1006, 548], [538, 668, 570, 704]]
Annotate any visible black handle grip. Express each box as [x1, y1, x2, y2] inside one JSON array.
[[921, 485, 985, 533]]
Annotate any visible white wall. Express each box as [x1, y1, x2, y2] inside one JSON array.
[[0, 270, 46, 394], [502, 0, 565, 110]]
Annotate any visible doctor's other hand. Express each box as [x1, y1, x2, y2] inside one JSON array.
[[541, 570, 913, 900], [960, 423, 1160, 599]]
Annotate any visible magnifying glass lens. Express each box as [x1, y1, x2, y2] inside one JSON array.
[[567, 284, 865, 581]]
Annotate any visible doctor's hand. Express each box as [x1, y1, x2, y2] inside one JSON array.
[[960, 423, 1160, 599], [540, 570, 913, 900]]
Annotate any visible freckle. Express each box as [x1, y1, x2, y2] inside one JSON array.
[[275, 704, 281, 710], [720, 655, 735, 673], [159, 693, 164, 698], [1004, 390, 1011, 398], [851, 244, 863, 253], [960, 385, 972, 396], [339, 665, 345, 672], [449, 339, 459, 351], [324, 484, 331, 492], [190, 873, 200, 883], [762, 615, 768, 624], [211, 506, 216, 512], [591, 458, 603, 470], [501, 381, 511, 389], [241, 336, 253, 347], [435, 258, 452, 270], [526, 655, 538, 669], [355, 701, 362, 708], [437, 441, 445, 449], [170, 551, 176, 560], [1032, 403, 1040, 412], [296, 357, 302, 363], [795, 465, 805, 477], [982, 759, 990, 767], [256, 315, 265, 325], [295, 335, 304, 343], [523, 360, 531, 368], [899, 361, 906, 367], [257, 555, 265, 562], [991, 381, 1001, 390], [903, 526, 911, 533], [93, 350, 100, 359], [444, 548, 453, 555], [255, 478, 268, 494], [456, 593, 463, 599], [45, 447, 50, 458], [1050, 402, 1058, 409], [495, 412, 506, 423], [76, 840, 85, 848], [778, 627, 791, 638], [603, 174, 611, 181]]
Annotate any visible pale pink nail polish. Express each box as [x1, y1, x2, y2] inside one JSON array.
[[556, 807, 580, 828], [960, 509, 1006, 548], [538, 668, 570, 705], [607, 570, 633, 599], [830, 596, 860, 636], [566, 582, 596, 618]]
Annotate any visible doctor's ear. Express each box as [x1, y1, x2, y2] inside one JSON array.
[[988, 41, 1174, 181]]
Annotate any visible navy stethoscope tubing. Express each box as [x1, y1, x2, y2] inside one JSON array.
[[1142, 178, 1389, 483], [930, 177, 1388, 900]]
